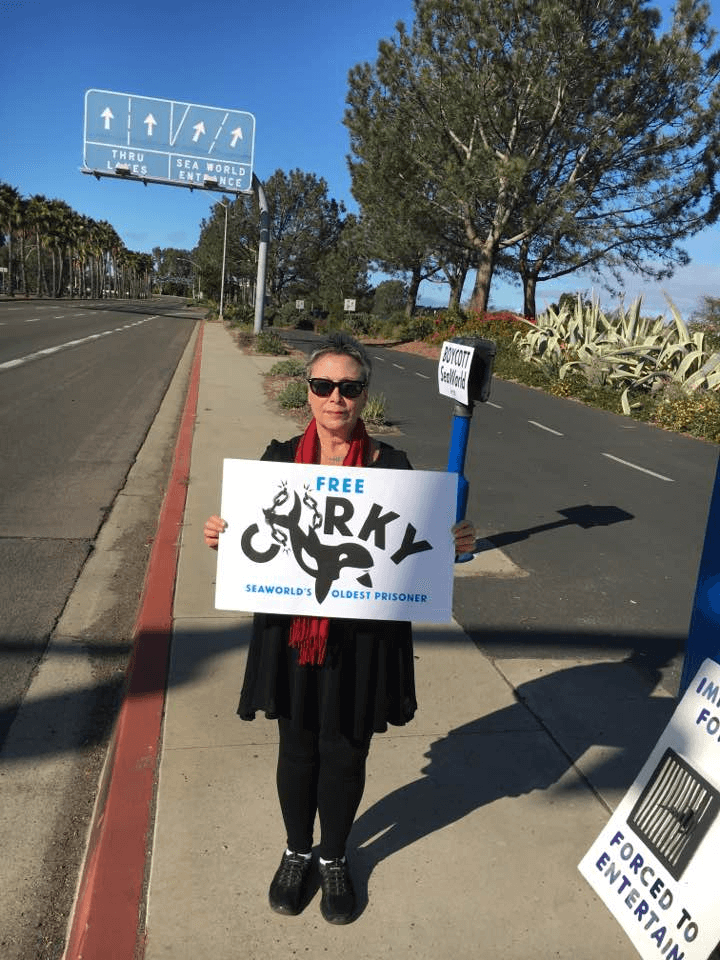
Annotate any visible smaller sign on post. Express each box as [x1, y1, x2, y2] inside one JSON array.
[[438, 340, 475, 406], [344, 299, 357, 313]]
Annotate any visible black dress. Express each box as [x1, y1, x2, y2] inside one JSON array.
[[237, 436, 417, 741]]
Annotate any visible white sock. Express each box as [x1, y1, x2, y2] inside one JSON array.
[[319, 855, 345, 865], [287, 848, 312, 860]]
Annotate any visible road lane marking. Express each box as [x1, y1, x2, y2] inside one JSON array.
[[602, 453, 674, 482], [487, 401, 502, 409], [25, 318, 41, 323], [0, 318, 153, 372], [528, 420, 564, 436], [415, 372, 431, 380], [392, 362, 405, 369]]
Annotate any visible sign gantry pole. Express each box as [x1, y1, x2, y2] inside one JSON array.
[[253, 174, 268, 335], [218, 199, 229, 322]]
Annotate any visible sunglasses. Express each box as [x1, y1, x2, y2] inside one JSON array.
[[307, 378, 367, 399]]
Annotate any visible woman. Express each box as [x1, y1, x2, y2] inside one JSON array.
[[204, 332, 475, 924]]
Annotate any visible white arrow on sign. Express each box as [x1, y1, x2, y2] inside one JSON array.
[[230, 127, 243, 147], [101, 107, 114, 130], [192, 121, 206, 142], [144, 113, 157, 136]]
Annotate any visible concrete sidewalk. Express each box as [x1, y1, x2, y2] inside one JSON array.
[[142, 322, 673, 958]]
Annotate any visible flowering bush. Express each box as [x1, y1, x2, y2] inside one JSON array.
[[652, 388, 720, 442], [423, 308, 530, 346]]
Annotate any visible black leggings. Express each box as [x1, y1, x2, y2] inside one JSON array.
[[276, 718, 372, 860]]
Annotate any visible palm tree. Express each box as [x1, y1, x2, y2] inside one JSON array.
[[0, 182, 23, 296], [46, 199, 74, 296], [26, 194, 53, 296]]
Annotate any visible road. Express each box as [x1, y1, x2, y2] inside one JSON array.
[[0, 296, 196, 742], [0, 295, 198, 960], [282, 329, 719, 694]]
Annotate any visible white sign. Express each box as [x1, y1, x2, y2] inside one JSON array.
[[344, 299, 356, 312], [579, 658, 720, 960], [438, 340, 474, 405], [295, 300, 305, 310], [215, 460, 457, 621]]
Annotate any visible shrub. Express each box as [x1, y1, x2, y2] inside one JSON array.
[[364, 392, 387, 425], [268, 358, 306, 377], [274, 302, 309, 328], [651, 388, 720, 442], [369, 315, 405, 339], [223, 303, 254, 327], [426, 307, 466, 345], [255, 330, 288, 356], [343, 312, 374, 336], [468, 310, 532, 346], [402, 315, 434, 341], [278, 380, 309, 410]]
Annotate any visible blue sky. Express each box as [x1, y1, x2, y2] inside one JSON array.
[[2, 0, 718, 317]]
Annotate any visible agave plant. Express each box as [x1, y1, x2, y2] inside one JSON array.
[[515, 295, 720, 414]]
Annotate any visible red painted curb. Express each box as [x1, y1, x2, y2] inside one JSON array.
[[64, 322, 204, 960]]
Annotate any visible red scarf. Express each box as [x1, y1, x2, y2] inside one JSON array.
[[289, 417, 371, 665]]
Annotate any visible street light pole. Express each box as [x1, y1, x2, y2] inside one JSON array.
[[218, 199, 229, 322]]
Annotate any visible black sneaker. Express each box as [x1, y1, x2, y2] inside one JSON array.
[[318, 857, 355, 924], [268, 850, 312, 915]]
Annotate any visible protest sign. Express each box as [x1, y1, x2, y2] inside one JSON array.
[[437, 339, 474, 405], [215, 459, 457, 621], [579, 658, 720, 960]]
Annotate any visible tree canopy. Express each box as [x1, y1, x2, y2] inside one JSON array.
[[193, 169, 369, 313], [345, 0, 720, 316]]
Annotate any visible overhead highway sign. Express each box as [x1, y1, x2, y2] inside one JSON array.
[[82, 89, 255, 193]]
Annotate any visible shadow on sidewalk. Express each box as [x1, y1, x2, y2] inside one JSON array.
[[348, 653, 676, 916]]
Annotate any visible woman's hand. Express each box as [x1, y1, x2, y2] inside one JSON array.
[[452, 519, 476, 557], [204, 515, 227, 550]]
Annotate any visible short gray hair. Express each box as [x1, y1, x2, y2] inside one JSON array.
[[306, 332, 372, 386]]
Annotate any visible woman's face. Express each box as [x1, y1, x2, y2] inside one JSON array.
[[307, 353, 368, 436]]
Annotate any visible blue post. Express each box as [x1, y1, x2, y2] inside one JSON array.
[[679, 452, 720, 695], [447, 402, 475, 562], [447, 404, 472, 521]]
